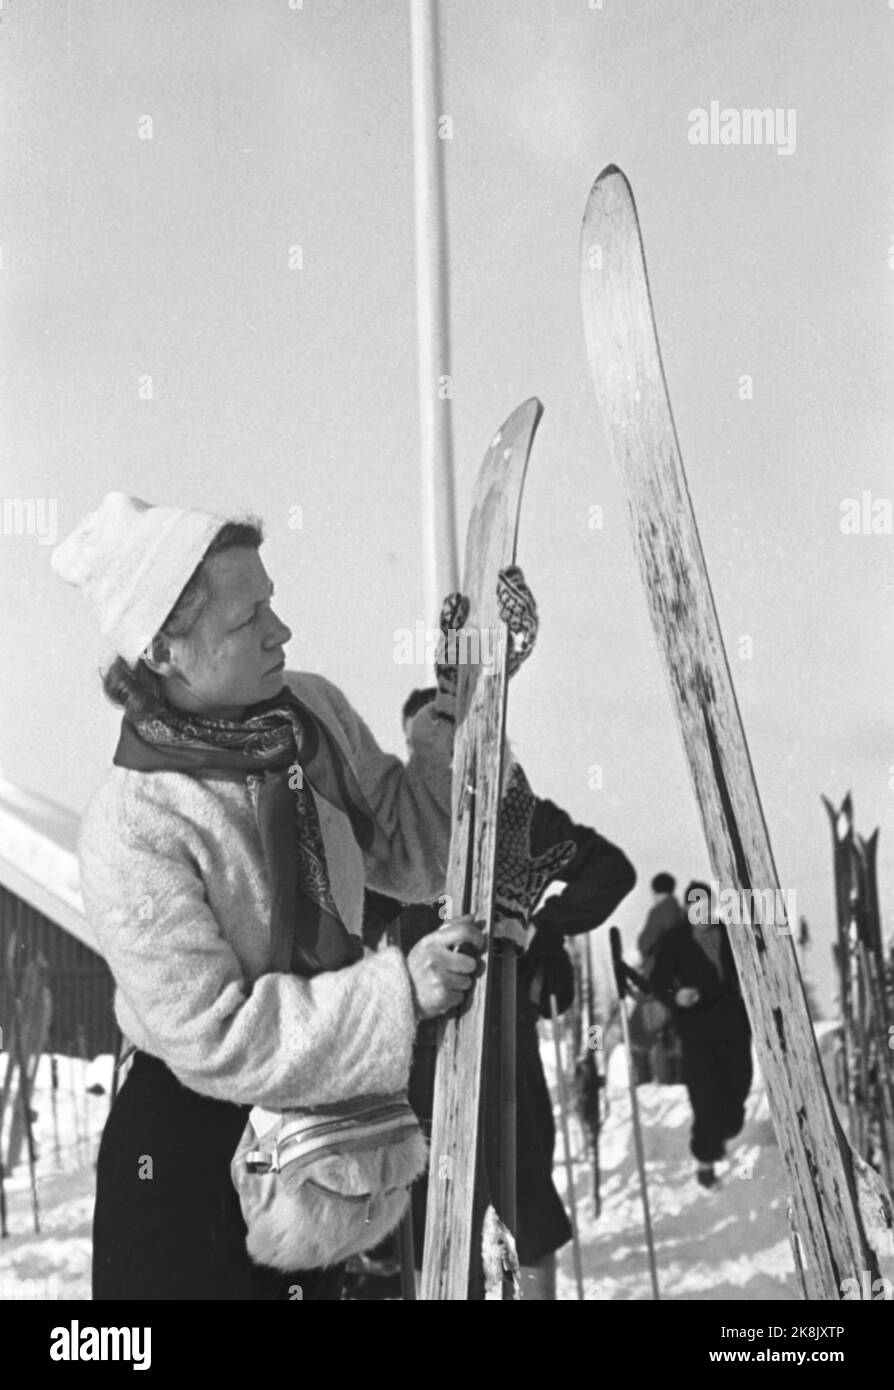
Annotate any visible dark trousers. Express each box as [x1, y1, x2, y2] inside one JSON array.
[[408, 998, 572, 1270], [681, 1023, 753, 1164], [93, 1052, 345, 1301]]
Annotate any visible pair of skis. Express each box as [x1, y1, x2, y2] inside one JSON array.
[[421, 165, 893, 1300]]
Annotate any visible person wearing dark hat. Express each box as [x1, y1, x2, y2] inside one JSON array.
[[649, 879, 753, 1188], [633, 872, 685, 1084], [638, 872, 684, 972]]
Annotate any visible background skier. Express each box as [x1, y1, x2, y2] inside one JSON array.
[[638, 872, 684, 972], [635, 871, 685, 1084], [649, 879, 753, 1189]]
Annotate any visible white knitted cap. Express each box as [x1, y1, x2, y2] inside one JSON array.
[[50, 492, 228, 664]]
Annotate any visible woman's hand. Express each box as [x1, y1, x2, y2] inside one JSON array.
[[406, 916, 485, 1019], [675, 987, 700, 1008]]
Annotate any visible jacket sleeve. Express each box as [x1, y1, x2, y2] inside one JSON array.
[[529, 798, 636, 941], [78, 791, 417, 1111], [648, 931, 682, 1008], [295, 673, 454, 904]]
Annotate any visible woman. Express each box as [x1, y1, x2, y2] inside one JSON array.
[[51, 491, 486, 1300]]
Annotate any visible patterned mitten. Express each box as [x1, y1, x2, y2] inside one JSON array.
[[494, 763, 576, 938], [496, 565, 538, 679], [433, 591, 471, 722]]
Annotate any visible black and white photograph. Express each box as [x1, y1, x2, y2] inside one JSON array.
[[0, 0, 892, 1345]]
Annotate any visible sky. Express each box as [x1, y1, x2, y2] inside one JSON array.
[[1, 0, 892, 1012]]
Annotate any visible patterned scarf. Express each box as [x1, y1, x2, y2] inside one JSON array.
[[113, 686, 384, 976]]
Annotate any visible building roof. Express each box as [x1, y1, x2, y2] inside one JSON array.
[[0, 777, 99, 954]]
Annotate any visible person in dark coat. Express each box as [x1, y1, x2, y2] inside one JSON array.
[[649, 880, 753, 1188], [360, 688, 637, 1299], [638, 872, 684, 973], [633, 872, 685, 1084]]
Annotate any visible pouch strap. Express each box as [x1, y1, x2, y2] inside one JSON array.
[[244, 1094, 419, 1177]]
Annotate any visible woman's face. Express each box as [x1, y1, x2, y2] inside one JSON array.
[[158, 547, 292, 718]]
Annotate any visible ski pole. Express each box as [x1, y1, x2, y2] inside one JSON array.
[[50, 1055, 61, 1166], [6, 931, 40, 1233], [76, 1025, 93, 1166], [0, 1027, 8, 1237], [591, 1048, 603, 1219], [397, 1206, 417, 1301], [68, 1051, 84, 1162], [109, 1027, 124, 1113], [499, 941, 518, 1243], [549, 994, 585, 1300], [582, 935, 603, 1215], [10, 989, 40, 1235], [609, 927, 659, 1301]]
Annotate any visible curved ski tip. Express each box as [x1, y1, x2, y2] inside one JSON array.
[[581, 164, 635, 228], [502, 396, 544, 433]]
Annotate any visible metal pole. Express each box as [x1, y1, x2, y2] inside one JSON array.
[[409, 0, 459, 619], [618, 996, 660, 1300], [397, 1207, 417, 1301], [50, 1055, 61, 1165], [549, 995, 585, 1300], [610, 927, 660, 1301], [10, 994, 40, 1234], [499, 944, 518, 1243]]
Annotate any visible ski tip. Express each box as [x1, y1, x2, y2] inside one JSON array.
[[581, 164, 636, 235], [498, 397, 543, 439]]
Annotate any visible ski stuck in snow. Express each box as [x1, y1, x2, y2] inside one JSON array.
[[420, 398, 541, 1301], [579, 163, 894, 1301]]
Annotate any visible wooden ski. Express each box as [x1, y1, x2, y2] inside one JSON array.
[[420, 397, 542, 1300], [580, 164, 893, 1299]]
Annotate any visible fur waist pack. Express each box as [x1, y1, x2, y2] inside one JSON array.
[[231, 1093, 427, 1271]]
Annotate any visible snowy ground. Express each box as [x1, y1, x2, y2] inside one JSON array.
[[0, 1029, 841, 1301], [550, 1039, 799, 1301], [0, 1053, 109, 1302]]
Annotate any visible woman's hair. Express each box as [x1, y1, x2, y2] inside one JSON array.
[[102, 518, 264, 720]]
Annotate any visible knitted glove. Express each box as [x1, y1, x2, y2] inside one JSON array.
[[433, 591, 471, 722], [494, 763, 577, 937], [496, 565, 538, 679], [521, 929, 575, 1019], [433, 567, 538, 721]]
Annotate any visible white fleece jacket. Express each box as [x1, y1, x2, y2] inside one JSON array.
[[78, 671, 453, 1111]]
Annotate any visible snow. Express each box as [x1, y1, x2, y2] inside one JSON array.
[[0, 1053, 111, 1301], [545, 1036, 801, 1301], [0, 1035, 813, 1302]]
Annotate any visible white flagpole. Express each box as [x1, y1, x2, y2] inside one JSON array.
[[409, 0, 460, 619]]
